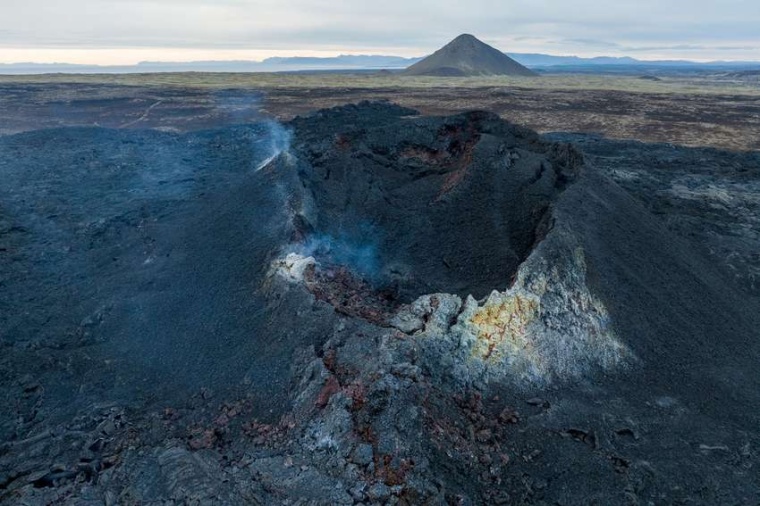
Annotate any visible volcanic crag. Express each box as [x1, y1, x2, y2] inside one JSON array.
[[1, 102, 760, 504], [403, 34, 537, 77]]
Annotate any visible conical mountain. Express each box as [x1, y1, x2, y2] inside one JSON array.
[[404, 34, 537, 77]]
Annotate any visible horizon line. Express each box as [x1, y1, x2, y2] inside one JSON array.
[[3, 52, 760, 67]]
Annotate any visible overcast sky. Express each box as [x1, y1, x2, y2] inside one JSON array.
[[2, 0, 759, 64]]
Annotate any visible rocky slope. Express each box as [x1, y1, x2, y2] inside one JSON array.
[[546, 132, 760, 297], [1, 103, 759, 504]]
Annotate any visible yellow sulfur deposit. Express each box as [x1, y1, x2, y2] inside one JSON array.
[[469, 293, 540, 362]]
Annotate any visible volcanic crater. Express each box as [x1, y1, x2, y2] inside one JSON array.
[[276, 102, 581, 306]]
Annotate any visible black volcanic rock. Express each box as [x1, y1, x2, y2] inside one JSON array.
[[288, 101, 575, 300], [1, 102, 760, 504], [403, 34, 537, 77]]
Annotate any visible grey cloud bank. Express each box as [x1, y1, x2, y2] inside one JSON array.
[[1, 0, 759, 63]]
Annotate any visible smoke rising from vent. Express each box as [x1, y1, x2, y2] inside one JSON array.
[[295, 232, 381, 281], [208, 90, 293, 172], [255, 120, 293, 171]]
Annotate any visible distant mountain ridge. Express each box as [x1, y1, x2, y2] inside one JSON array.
[[509, 54, 640, 66], [262, 55, 417, 68], [2, 52, 760, 75]]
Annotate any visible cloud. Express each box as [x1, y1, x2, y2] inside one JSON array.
[[1, 0, 759, 62], [556, 39, 625, 49]]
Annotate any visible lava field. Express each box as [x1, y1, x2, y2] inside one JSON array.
[[1, 102, 760, 504]]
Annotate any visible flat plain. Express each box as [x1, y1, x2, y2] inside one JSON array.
[[2, 71, 760, 150]]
